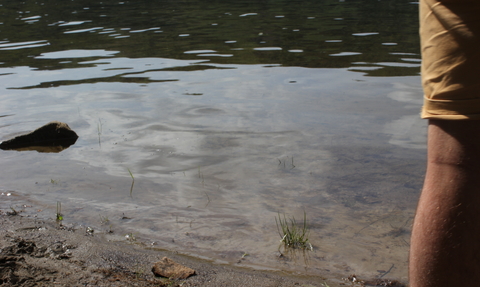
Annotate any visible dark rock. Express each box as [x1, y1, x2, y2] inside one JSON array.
[[0, 121, 78, 152], [152, 257, 196, 279]]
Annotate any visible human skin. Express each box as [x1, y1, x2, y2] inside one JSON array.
[[409, 119, 480, 286]]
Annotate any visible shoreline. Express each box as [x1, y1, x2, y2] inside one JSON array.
[[1, 194, 408, 287], [1, 204, 343, 287]]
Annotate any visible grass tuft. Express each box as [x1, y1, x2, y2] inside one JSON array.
[[275, 211, 312, 251]]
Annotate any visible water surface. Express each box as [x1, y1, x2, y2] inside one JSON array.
[[0, 0, 425, 282]]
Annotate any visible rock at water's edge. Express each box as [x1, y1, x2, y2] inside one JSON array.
[[0, 121, 78, 151], [152, 257, 196, 279]]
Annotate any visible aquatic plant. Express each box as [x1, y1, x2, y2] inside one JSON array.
[[99, 215, 109, 224], [203, 190, 210, 207], [56, 201, 63, 221], [97, 118, 103, 147], [275, 211, 312, 251], [8, 206, 18, 216], [277, 156, 296, 170], [198, 166, 205, 186], [127, 168, 135, 196], [133, 264, 146, 280]]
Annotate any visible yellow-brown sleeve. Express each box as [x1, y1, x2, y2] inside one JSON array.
[[420, 0, 480, 119]]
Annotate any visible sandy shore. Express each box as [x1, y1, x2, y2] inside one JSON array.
[[0, 200, 408, 287], [0, 206, 341, 287]]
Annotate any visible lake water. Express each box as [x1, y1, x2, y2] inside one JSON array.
[[0, 0, 425, 283]]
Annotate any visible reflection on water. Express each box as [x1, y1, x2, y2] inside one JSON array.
[[0, 0, 419, 76], [0, 0, 424, 282], [0, 142, 75, 153]]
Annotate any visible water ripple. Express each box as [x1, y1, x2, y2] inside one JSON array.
[[35, 49, 119, 59], [0, 40, 50, 50], [64, 27, 104, 34]]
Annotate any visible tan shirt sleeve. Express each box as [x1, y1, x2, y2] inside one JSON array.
[[420, 0, 480, 119]]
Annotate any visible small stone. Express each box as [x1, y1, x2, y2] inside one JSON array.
[[152, 257, 195, 279]]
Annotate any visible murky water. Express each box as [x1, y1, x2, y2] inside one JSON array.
[[0, 0, 424, 282]]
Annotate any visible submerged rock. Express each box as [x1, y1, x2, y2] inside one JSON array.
[[0, 121, 78, 153], [152, 257, 196, 279]]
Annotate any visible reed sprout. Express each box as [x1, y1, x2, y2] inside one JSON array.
[[97, 118, 103, 147], [275, 211, 312, 250], [128, 168, 135, 196], [56, 201, 63, 221]]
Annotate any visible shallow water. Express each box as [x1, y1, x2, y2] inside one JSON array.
[[0, 0, 425, 281]]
